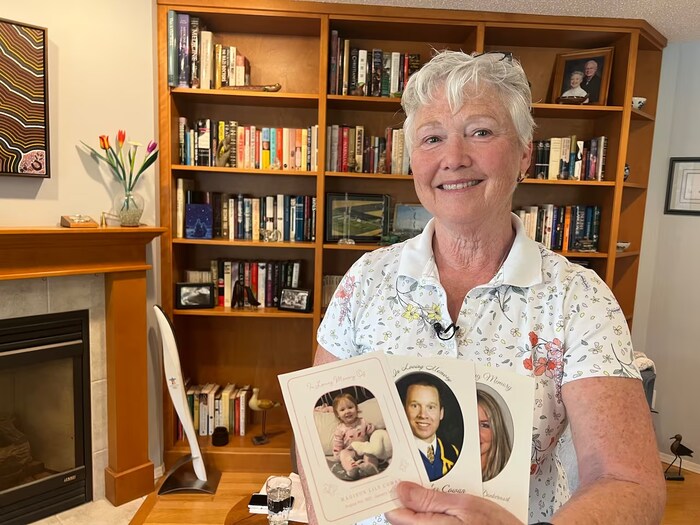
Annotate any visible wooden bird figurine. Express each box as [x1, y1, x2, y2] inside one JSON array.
[[248, 387, 280, 446], [248, 387, 281, 411], [665, 434, 694, 480]]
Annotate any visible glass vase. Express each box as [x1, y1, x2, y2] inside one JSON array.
[[113, 190, 144, 227]]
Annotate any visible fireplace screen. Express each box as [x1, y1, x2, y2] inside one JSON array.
[[0, 310, 91, 524]]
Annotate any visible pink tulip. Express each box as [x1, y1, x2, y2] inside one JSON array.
[[146, 140, 158, 154]]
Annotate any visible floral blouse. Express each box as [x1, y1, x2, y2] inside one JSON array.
[[317, 215, 640, 524]]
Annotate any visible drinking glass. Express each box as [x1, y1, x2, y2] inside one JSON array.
[[266, 475, 293, 525]]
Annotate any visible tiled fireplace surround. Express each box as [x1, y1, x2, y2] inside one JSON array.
[[0, 226, 164, 511], [0, 275, 109, 500]]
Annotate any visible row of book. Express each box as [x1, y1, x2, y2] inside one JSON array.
[[329, 30, 421, 97], [177, 183, 317, 243], [186, 258, 302, 309], [180, 383, 252, 440], [530, 136, 608, 181], [326, 124, 410, 175], [178, 117, 320, 171], [167, 11, 251, 89], [516, 204, 602, 252]]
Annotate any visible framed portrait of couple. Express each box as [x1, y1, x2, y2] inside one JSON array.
[[552, 47, 614, 105]]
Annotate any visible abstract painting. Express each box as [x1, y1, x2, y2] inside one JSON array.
[[0, 18, 50, 178]]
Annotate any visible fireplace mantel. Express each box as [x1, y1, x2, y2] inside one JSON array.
[[0, 226, 166, 505]]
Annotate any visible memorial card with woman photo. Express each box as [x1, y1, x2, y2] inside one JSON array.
[[474, 364, 535, 522], [278, 352, 428, 525], [387, 356, 482, 496]]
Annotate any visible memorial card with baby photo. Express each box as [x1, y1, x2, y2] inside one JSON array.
[[386, 355, 482, 496], [278, 352, 429, 525], [474, 363, 535, 522]]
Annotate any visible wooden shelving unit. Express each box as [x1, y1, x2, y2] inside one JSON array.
[[156, 0, 665, 472]]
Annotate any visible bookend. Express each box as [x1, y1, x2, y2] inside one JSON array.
[[153, 305, 221, 495]]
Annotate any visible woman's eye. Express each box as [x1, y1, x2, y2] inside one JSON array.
[[473, 129, 492, 137], [423, 136, 440, 144]]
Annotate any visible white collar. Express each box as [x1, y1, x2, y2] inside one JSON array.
[[397, 213, 543, 289]]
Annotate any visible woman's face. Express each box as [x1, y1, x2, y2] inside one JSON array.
[[409, 87, 531, 230], [335, 398, 358, 425], [478, 403, 493, 471], [570, 73, 583, 87]]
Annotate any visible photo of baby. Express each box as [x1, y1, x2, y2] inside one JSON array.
[[313, 386, 392, 482]]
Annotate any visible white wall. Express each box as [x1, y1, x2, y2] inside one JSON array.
[[0, 0, 164, 477], [633, 42, 700, 471]]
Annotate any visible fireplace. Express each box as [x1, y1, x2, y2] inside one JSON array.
[[0, 310, 92, 524]]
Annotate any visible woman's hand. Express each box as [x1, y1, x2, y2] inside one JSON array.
[[386, 482, 523, 525]]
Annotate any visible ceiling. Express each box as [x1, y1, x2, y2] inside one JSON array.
[[321, 0, 698, 42]]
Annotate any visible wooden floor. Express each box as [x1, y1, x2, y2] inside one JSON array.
[[131, 467, 700, 524]]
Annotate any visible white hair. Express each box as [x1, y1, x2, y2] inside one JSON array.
[[401, 50, 535, 153]]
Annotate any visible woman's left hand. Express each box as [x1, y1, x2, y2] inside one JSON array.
[[386, 482, 523, 525]]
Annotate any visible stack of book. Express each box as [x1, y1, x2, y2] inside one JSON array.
[[514, 204, 602, 252], [175, 184, 317, 243], [185, 259, 303, 309], [531, 135, 607, 181], [167, 11, 251, 89], [178, 117, 320, 172], [329, 30, 420, 97], [177, 382, 252, 440]]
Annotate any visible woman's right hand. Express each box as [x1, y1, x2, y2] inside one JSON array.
[[386, 482, 523, 525]]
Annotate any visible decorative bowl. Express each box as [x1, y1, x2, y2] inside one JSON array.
[[616, 241, 631, 252], [632, 96, 647, 110]]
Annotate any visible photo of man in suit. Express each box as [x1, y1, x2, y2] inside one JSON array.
[[401, 379, 460, 481], [581, 59, 602, 103]]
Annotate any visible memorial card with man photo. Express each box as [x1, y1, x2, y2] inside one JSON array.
[[387, 356, 482, 496], [279, 352, 534, 524]]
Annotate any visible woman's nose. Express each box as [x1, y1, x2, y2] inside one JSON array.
[[440, 135, 471, 170]]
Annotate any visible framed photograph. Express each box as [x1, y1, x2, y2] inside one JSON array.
[[664, 158, 700, 215], [175, 282, 216, 309], [278, 288, 312, 312], [0, 18, 50, 178], [393, 203, 432, 233], [325, 193, 389, 243], [551, 47, 614, 105]]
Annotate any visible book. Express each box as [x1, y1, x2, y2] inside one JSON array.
[[166, 10, 178, 87], [175, 178, 194, 238], [185, 203, 213, 239], [189, 16, 200, 88], [199, 30, 213, 90]]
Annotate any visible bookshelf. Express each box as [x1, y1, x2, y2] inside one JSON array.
[[156, 0, 666, 472]]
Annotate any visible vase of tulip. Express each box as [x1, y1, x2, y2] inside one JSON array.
[[113, 190, 145, 227], [82, 130, 158, 227]]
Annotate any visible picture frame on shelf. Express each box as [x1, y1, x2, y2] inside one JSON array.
[[551, 47, 614, 105], [325, 192, 389, 243], [392, 203, 432, 234], [664, 157, 700, 215], [0, 18, 50, 178], [175, 282, 216, 309], [278, 288, 312, 312]]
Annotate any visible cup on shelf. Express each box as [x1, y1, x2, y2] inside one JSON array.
[[616, 241, 631, 252], [631, 96, 647, 109], [266, 475, 293, 525]]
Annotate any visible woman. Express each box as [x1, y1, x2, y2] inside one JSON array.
[[561, 70, 588, 98], [477, 389, 511, 482], [310, 50, 664, 524]]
